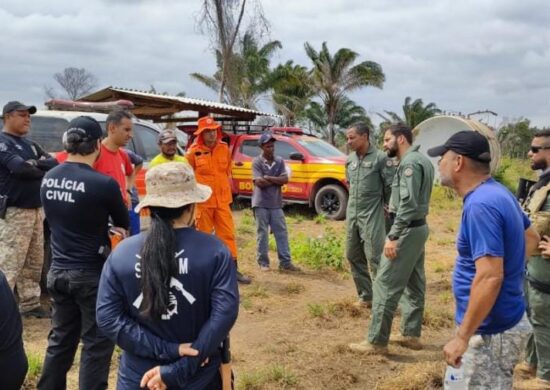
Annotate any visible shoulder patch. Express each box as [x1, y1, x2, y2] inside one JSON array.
[[404, 167, 413, 177], [0, 143, 7, 152]]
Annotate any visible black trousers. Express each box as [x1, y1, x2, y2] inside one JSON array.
[[38, 269, 114, 390], [0, 343, 28, 390]]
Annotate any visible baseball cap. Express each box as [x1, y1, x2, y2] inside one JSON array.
[[65, 116, 103, 141], [2, 101, 37, 116], [135, 162, 212, 212], [158, 129, 177, 144], [258, 132, 276, 146], [427, 130, 491, 162]]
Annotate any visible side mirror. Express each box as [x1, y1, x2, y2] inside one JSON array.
[[289, 152, 305, 161]]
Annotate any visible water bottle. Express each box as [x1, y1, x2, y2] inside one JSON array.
[[444, 364, 465, 390]]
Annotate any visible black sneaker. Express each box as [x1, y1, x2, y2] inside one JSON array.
[[279, 263, 301, 272], [22, 307, 51, 319], [236, 270, 251, 284]]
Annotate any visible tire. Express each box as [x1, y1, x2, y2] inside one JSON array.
[[314, 184, 347, 221]]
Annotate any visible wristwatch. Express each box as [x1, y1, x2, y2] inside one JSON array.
[[388, 234, 399, 241]]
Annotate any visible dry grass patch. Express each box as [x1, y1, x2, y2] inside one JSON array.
[[375, 361, 445, 390], [423, 306, 454, 330], [237, 364, 298, 390]]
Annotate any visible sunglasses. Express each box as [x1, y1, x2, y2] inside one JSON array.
[[530, 145, 550, 153]]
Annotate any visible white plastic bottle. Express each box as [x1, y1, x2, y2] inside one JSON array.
[[444, 364, 465, 390]]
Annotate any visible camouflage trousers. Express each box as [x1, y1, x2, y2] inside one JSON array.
[[0, 207, 44, 312], [446, 314, 531, 389]]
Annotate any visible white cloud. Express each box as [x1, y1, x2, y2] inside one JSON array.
[[0, 0, 548, 127]]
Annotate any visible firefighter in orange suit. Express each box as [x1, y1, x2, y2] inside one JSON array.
[[186, 116, 251, 284]]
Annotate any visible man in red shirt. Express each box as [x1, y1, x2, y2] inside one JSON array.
[[94, 109, 134, 206]]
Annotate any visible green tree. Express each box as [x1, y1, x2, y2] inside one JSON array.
[[304, 98, 372, 147], [270, 61, 313, 126], [498, 119, 537, 158], [191, 31, 281, 109], [304, 42, 385, 145], [379, 96, 441, 129]]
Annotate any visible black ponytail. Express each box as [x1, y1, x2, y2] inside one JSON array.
[[139, 205, 189, 319]]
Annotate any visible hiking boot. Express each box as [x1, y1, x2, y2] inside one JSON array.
[[518, 378, 550, 390], [515, 361, 537, 379], [259, 264, 270, 272], [21, 306, 51, 319], [279, 263, 301, 272], [353, 300, 372, 309], [236, 270, 251, 284], [393, 335, 423, 350], [348, 340, 388, 355]]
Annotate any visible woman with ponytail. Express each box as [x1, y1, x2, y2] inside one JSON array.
[[97, 162, 239, 389]]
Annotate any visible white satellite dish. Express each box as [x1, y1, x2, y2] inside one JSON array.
[[413, 115, 501, 179]]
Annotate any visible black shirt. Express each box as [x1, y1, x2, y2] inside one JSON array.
[[0, 270, 23, 353], [0, 131, 58, 208], [41, 162, 129, 270]]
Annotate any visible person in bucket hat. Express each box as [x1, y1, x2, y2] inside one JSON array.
[[186, 116, 251, 284], [97, 162, 239, 390]]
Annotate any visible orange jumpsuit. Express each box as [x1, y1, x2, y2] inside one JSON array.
[[186, 127, 238, 260]]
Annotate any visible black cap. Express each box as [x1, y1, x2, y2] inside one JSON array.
[[2, 101, 37, 116], [427, 130, 491, 162], [65, 116, 103, 141]]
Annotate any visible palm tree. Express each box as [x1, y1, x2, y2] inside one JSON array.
[[304, 42, 385, 145], [379, 96, 441, 129], [191, 32, 281, 109], [304, 98, 373, 147], [270, 61, 313, 126]]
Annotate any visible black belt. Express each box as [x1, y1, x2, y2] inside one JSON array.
[[387, 214, 426, 228], [526, 272, 550, 295], [408, 218, 426, 228]]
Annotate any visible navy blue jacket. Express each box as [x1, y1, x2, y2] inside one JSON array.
[[96, 227, 239, 389], [0, 132, 57, 208]]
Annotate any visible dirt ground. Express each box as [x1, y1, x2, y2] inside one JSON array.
[[20, 201, 529, 389]]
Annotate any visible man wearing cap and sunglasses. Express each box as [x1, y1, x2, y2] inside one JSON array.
[[0, 101, 58, 318], [186, 116, 251, 284], [150, 129, 188, 168], [428, 130, 537, 389], [37, 116, 129, 390], [515, 129, 550, 388]]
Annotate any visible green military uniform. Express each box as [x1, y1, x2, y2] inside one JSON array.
[[523, 172, 550, 381], [367, 144, 434, 346], [345, 144, 394, 303]]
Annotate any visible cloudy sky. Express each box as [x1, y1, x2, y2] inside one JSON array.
[[1, 0, 549, 127]]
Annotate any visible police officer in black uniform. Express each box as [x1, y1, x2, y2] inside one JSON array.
[[37, 116, 129, 390]]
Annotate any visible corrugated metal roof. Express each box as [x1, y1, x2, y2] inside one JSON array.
[[79, 86, 279, 121]]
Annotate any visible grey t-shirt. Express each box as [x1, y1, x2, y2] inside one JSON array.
[[251, 155, 287, 208]]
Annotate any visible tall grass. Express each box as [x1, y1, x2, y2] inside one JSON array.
[[289, 226, 346, 271]]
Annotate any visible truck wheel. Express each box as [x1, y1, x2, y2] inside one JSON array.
[[314, 184, 347, 221]]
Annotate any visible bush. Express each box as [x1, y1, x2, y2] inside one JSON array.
[[493, 157, 535, 194], [290, 226, 346, 271]]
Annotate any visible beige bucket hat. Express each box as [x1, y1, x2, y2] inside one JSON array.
[[135, 162, 212, 212]]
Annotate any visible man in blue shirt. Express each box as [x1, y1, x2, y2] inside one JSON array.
[[252, 132, 300, 272], [428, 131, 539, 388]]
